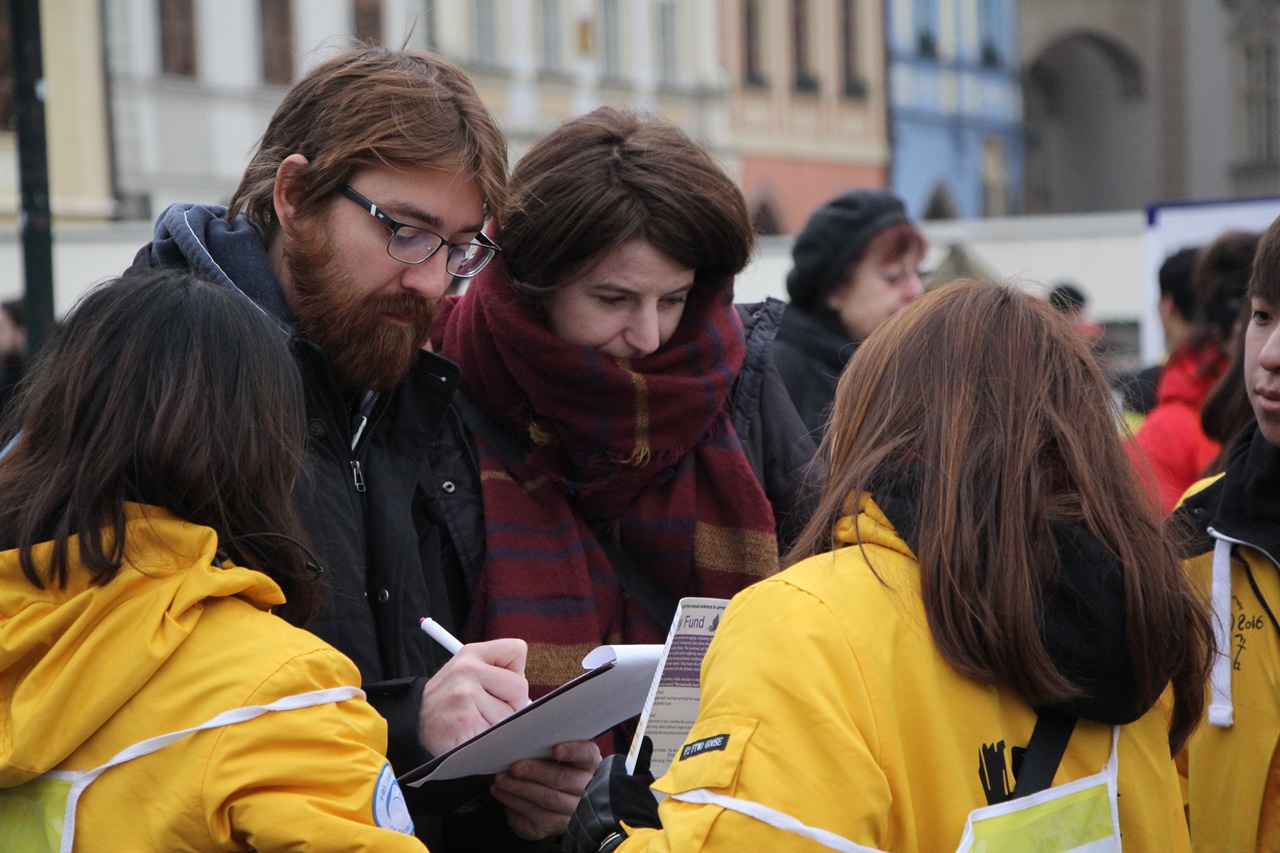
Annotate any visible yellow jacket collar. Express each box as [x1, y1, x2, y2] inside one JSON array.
[[832, 493, 917, 561], [0, 504, 285, 783]]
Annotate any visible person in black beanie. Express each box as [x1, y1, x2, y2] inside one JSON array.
[[771, 190, 926, 437]]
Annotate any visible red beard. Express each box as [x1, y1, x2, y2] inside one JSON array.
[[284, 221, 437, 392]]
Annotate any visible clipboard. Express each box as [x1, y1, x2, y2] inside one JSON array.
[[398, 644, 662, 787]]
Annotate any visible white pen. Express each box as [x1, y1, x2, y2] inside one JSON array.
[[419, 617, 464, 655]]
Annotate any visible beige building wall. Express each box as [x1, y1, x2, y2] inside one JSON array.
[[94, 0, 731, 214], [0, 0, 114, 225], [722, 0, 889, 235], [1020, 0, 1152, 68], [1020, 0, 1251, 213], [4, 0, 734, 305], [435, 0, 732, 163]]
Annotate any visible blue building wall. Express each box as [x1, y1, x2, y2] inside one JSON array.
[[887, 0, 1024, 219]]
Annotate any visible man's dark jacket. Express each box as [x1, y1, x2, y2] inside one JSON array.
[[130, 204, 499, 849]]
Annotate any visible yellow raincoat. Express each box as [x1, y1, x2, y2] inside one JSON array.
[[619, 497, 1189, 851], [0, 504, 425, 851], [1176, 471, 1280, 852]]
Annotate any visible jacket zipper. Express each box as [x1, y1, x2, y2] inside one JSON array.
[[347, 393, 389, 541], [300, 356, 371, 542], [353, 394, 389, 465], [1207, 526, 1280, 640]]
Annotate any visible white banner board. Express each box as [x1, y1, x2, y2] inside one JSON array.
[[1143, 198, 1280, 365]]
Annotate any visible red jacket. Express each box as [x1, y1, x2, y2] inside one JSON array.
[[1128, 343, 1227, 514]]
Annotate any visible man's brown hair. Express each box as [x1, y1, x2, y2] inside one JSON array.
[[789, 280, 1213, 753], [1250, 213, 1280, 304], [227, 47, 508, 242], [499, 107, 754, 309]]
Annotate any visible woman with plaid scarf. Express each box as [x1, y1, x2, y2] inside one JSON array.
[[431, 107, 815, 839]]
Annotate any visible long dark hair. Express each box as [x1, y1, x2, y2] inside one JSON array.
[[0, 269, 321, 624], [1186, 230, 1258, 356], [1201, 298, 1255, 476], [788, 280, 1213, 751]]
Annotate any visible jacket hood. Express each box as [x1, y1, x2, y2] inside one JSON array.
[[776, 304, 858, 369], [1155, 341, 1227, 410], [0, 504, 285, 784], [1178, 420, 1280, 560], [863, 470, 1152, 725], [142, 203, 295, 331]]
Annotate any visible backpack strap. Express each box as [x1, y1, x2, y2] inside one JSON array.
[[454, 392, 678, 629], [1009, 709, 1077, 801], [591, 521, 678, 630], [453, 391, 527, 468]]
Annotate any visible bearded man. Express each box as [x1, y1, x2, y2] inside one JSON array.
[[130, 47, 599, 851]]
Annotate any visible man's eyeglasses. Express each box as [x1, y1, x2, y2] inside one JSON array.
[[342, 185, 499, 278]]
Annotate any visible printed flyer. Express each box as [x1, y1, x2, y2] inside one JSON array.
[[626, 597, 729, 779]]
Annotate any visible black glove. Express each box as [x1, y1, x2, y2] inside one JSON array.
[[562, 737, 661, 853]]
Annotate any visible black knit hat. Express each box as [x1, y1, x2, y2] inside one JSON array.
[[786, 190, 910, 312]]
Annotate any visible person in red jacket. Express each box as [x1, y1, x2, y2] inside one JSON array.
[[1130, 231, 1258, 512]]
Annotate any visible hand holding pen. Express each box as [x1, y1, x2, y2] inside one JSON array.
[[420, 619, 600, 841], [415, 616, 530, 756]]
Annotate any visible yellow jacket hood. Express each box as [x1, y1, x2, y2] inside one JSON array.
[[0, 504, 285, 785]]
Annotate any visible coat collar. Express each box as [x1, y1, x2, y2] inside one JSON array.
[[849, 467, 1152, 725], [1178, 420, 1280, 562]]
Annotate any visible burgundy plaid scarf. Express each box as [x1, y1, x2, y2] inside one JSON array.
[[433, 261, 778, 712]]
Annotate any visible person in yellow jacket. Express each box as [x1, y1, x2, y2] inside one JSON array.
[[565, 280, 1214, 852], [0, 269, 444, 851], [1174, 210, 1280, 851]]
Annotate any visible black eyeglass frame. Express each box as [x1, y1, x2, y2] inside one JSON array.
[[341, 184, 500, 277]]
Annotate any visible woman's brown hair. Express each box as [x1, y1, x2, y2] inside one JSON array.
[[0, 269, 320, 624], [499, 107, 754, 311], [788, 280, 1213, 751]]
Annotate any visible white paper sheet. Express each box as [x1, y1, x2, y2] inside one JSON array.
[[400, 644, 663, 785]]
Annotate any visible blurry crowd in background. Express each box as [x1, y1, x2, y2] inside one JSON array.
[[1, 41, 1278, 853]]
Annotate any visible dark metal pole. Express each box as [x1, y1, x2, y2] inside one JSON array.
[[11, 0, 55, 357]]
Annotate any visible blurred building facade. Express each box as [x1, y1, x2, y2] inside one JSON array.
[[1020, 0, 1280, 214], [439, 0, 730, 162], [887, 0, 1025, 220], [721, 0, 890, 235], [14, 0, 735, 222], [7, 0, 1280, 313], [5, 0, 892, 236], [0, 0, 114, 224]]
